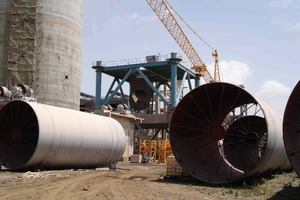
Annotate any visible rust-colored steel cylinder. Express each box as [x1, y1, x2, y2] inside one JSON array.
[[283, 81, 300, 176], [170, 82, 290, 184], [0, 100, 126, 170]]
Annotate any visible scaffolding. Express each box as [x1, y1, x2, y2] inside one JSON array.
[[6, 0, 37, 88], [139, 139, 157, 162], [139, 139, 172, 163], [157, 140, 172, 163]]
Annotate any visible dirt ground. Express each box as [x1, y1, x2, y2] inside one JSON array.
[[0, 162, 299, 200]]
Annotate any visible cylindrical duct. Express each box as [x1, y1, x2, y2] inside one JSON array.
[[130, 77, 153, 112], [0, 86, 10, 97], [0, 100, 126, 170], [170, 82, 291, 184], [283, 81, 300, 176]]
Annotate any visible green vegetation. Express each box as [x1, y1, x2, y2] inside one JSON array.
[[221, 171, 300, 198]]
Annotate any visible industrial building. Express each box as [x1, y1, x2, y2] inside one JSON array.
[[0, 0, 298, 187]]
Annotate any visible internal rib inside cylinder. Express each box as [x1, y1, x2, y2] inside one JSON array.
[[170, 82, 267, 183], [0, 101, 39, 169]]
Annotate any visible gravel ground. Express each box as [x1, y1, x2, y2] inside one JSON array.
[[0, 163, 299, 200]]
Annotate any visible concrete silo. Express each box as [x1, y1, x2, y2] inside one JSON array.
[[0, 0, 83, 110], [0, 1, 10, 86]]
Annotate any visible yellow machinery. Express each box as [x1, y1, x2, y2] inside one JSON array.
[[139, 140, 157, 162], [157, 140, 173, 163], [139, 139, 172, 163], [145, 0, 220, 82]]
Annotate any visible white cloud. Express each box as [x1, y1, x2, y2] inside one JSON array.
[[209, 60, 253, 85], [268, 0, 300, 32], [256, 80, 290, 98], [128, 13, 156, 22], [255, 80, 291, 115], [271, 15, 300, 32], [268, 0, 300, 8], [286, 22, 300, 31]]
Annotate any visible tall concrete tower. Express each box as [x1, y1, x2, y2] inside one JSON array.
[[0, 0, 83, 110]]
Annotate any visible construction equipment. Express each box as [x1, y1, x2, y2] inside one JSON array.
[[146, 0, 220, 82], [139, 139, 173, 163]]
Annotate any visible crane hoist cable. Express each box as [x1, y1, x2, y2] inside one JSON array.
[[164, 1, 214, 51], [146, 0, 220, 82], [166, 1, 221, 82]]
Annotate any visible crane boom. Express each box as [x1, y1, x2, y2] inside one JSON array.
[[146, 0, 214, 83]]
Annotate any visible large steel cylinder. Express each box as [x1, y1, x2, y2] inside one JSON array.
[[283, 81, 300, 176], [0, 100, 126, 170], [170, 82, 291, 184]]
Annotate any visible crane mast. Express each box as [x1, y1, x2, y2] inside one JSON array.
[[212, 49, 220, 82], [146, 0, 215, 83]]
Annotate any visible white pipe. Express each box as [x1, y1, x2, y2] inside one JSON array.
[[0, 100, 126, 170], [0, 86, 11, 97]]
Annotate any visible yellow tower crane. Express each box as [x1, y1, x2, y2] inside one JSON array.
[[146, 0, 220, 82]]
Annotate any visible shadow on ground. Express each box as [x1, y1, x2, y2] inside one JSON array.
[[154, 170, 278, 188], [267, 186, 300, 200]]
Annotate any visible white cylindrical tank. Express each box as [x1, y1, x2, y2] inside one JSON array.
[[0, 0, 83, 110], [0, 100, 126, 170]]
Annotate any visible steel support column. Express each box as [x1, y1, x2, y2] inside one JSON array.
[[170, 61, 177, 107], [195, 73, 200, 87], [95, 67, 102, 109]]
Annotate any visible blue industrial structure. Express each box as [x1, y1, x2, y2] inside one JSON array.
[[92, 53, 201, 112]]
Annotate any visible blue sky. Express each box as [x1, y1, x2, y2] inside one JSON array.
[[81, 0, 300, 116]]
